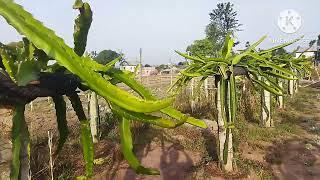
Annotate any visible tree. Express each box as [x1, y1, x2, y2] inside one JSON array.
[[95, 49, 120, 65], [155, 64, 169, 72], [205, 24, 223, 52], [206, 2, 242, 46], [272, 47, 287, 56], [186, 3, 241, 59], [309, 40, 316, 47], [144, 64, 151, 67], [186, 38, 216, 57]]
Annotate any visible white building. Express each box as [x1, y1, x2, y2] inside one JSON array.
[[140, 67, 158, 76], [119, 65, 158, 76], [295, 44, 318, 58], [119, 65, 136, 73]]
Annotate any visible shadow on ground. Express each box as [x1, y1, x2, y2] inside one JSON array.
[[95, 125, 219, 180]]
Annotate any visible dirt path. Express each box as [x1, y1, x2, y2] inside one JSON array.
[[92, 131, 239, 180], [267, 140, 320, 180], [94, 140, 203, 180], [268, 88, 320, 180]]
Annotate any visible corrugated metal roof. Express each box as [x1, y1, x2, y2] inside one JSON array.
[[296, 44, 318, 52]]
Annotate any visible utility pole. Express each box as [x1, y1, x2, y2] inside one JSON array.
[[169, 57, 173, 85], [139, 48, 143, 83]]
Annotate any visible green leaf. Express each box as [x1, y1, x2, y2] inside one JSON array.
[[291, 63, 303, 72], [247, 52, 266, 61], [16, 60, 39, 86], [104, 55, 122, 70], [263, 75, 283, 91], [222, 33, 234, 59], [229, 70, 236, 123], [232, 35, 267, 65], [265, 70, 297, 80], [68, 94, 94, 177], [198, 61, 219, 71], [219, 65, 228, 79], [68, 93, 87, 120], [0, 0, 172, 113], [219, 78, 228, 127], [180, 70, 203, 77], [112, 104, 186, 128], [10, 103, 25, 180], [134, 63, 141, 74], [259, 62, 295, 76], [120, 118, 160, 175], [194, 52, 206, 60], [34, 48, 50, 69], [22, 37, 35, 59], [223, 128, 230, 165], [251, 77, 282, 95], [205, 57, 229, 64], [175, 51, 205, 63], [106, 69, 207, 128], [52, 96, 69, 154], [0, 48, 16, 81], [80, 120, 94, 177], [163, 107, 206, 128], [83, 55, 122, 73], [73, 0, 84, 9], [73, 2, 92, 56]]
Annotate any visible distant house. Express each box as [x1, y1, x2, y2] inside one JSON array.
[[160, 67, 180, 75], [119, 65, 136, 73], [140, 66, 158, 76], [295, 44, 318, 58], [119, 64, 158, 76]]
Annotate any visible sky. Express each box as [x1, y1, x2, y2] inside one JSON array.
[[0, 0, 319, 65]]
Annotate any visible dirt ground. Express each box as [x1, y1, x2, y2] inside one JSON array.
[[1, 87, 320, 179], [0, 97, 81, 139], [239, 87, 320, 180]]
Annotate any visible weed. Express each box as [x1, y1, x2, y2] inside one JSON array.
[[235, 157, 273, 180]]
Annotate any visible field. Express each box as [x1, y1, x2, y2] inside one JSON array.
[[1, 76, 320, 179], [0, 1, 319, 179]]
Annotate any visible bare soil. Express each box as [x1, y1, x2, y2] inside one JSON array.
[[1, 87, 320, 179]]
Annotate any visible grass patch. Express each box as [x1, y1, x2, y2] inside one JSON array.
[[285, 88, 320, 113], [246, 123, 299, 142], [235, 157, 273, 180], [235, 111, 300, 145]]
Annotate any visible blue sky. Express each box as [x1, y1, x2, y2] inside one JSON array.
[[0, 0, 319, 65]]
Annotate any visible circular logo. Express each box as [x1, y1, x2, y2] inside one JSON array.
[[277, 9, 302, 34]]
